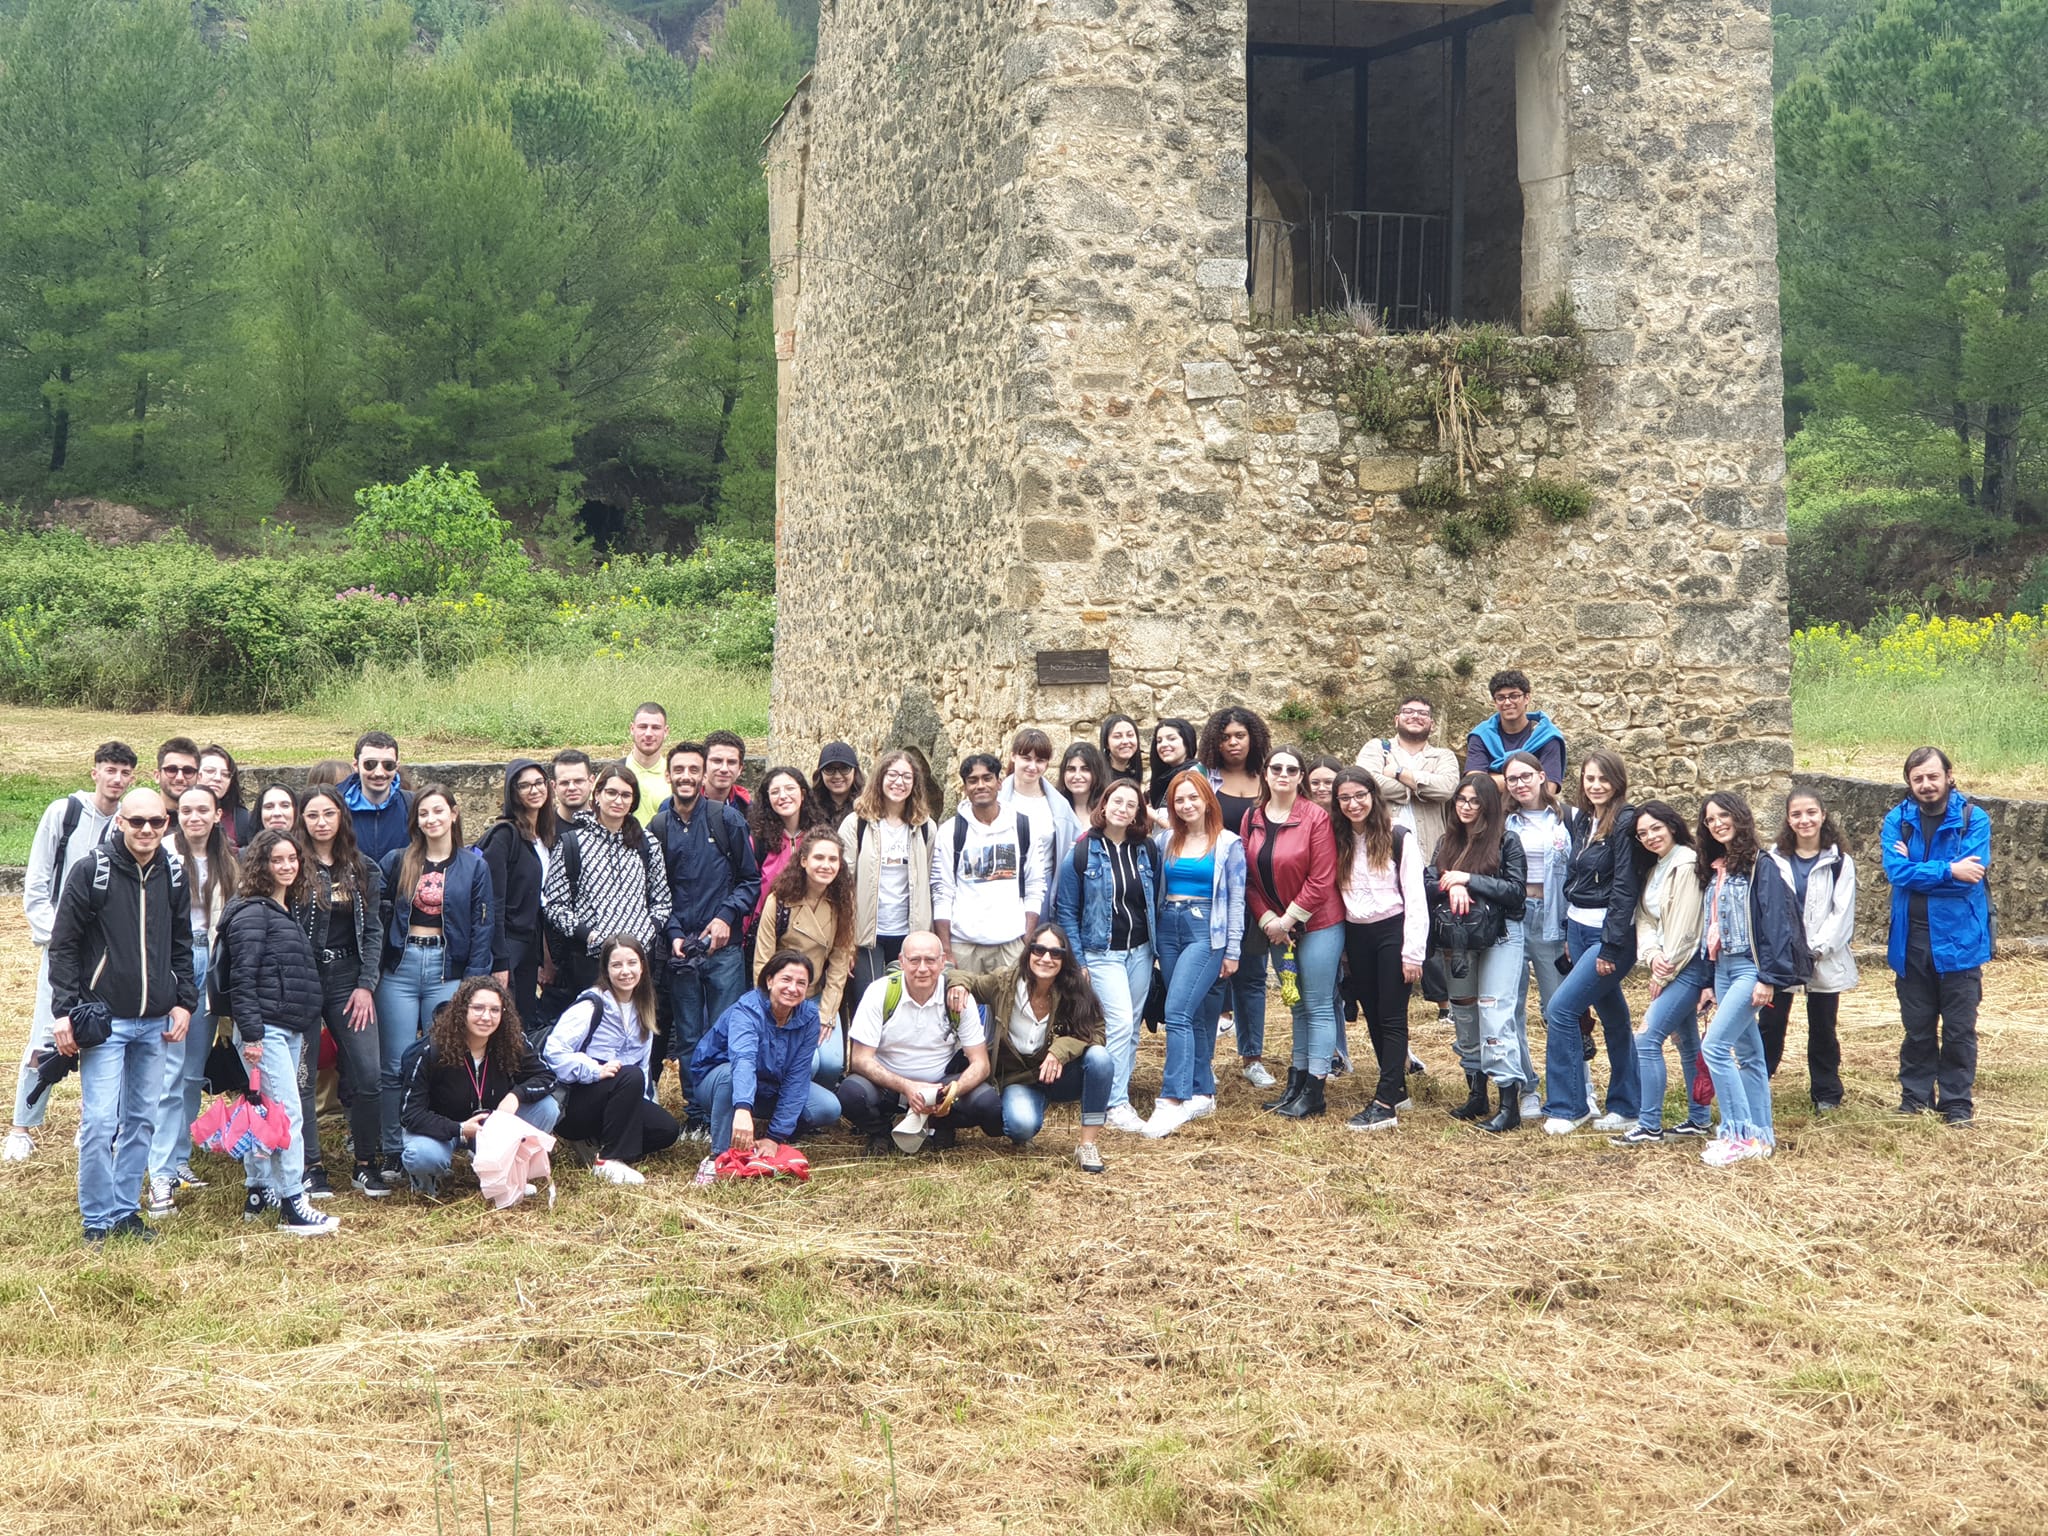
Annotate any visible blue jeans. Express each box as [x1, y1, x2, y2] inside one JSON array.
[[698, 1060, 841, 1156], [1702, 951, 1774, 1145], [244, 1029, 309, 1200], [812, 1018, 847, 1088], [375, 939, 459, 1159], [1224, 918, 1269, 1059], [1542, 920, 1639, 1121], [1633, 952, 1713, 1134], [1156, 900, 1223, 1101], [1286, 924, 1345, 1078], [149, 943, 211, 1182], [1513, 899, 1566, 1091], [667, 943, 747, 1124], [402, 1094, 561, 1194], [1084, 943, 1154, 1111], [1002, 1044, 1113, 1141], [12, 950, 60, 1130], [1443, 936, 1529, 1086], [77, 1014, 167, 1233]]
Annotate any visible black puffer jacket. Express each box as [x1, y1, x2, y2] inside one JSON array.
[[1425, 834, 1529, 941], [399, 1041, 556, 1144], [294, 856, 383, 993], [1562, 804, 1641, 967], [222, 895, 322, 1043]]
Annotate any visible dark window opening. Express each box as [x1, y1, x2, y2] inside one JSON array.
[[1247, 1, 1529, 331]]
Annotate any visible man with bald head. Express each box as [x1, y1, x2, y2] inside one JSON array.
[[837, 931, 998, 1155], [47, 786, 197, 1244]]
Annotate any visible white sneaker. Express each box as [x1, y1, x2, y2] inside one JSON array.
[[1, 1129, 32, 1163], [1585, 1087, 1600, 1119], [1520, 1091, 1543, 1118], [1242, 1062, 1277, 1090], [1144, 1101, 1194, 1139], [1185, 1095, 1216, 1120], [1104, 1104, 1148, 1135], [1590, 1112, 1631, 1133], [592, 1158, 646, 1185], [1702, 1136, 1754, 1168], [146, 1177, 178, 1217], [1542, 1115, 1588, 1136]]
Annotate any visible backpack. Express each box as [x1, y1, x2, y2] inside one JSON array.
[[1066, 831, 1160, 938], [546, 987, 615, 1058], [882, 965, 966, 1048], [48, 796, 85, 907], [950, 810, 1032, 895]]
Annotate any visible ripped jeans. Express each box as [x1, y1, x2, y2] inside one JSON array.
[[1442, 933, 1529, 1089]]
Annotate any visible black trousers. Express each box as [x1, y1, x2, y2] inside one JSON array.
[[1756, 989, 1844, 1106], [503, 934, 541, 1039], [835, 1066, 1002, 1142], [1897, 955, 1980, 1116], [555, 1065, 680, 1163], [1343, 916, 1413, 1109]]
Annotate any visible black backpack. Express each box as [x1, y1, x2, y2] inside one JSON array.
[[950, 810, 1032, 895]]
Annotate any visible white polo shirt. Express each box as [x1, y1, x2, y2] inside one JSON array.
[[849, 973, 986, 1082]]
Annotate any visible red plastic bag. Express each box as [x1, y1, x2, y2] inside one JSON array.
[[193, 1068, 294, 1160], [711, 1144, 811, 1182]]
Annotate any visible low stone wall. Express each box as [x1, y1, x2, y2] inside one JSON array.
[[1791, 773, 2048, 957]]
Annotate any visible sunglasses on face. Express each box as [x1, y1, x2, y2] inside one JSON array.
[[1269, 764, 1301, 777], [123, 815, 169, 830], [160, 764, 197, 778], [1026, 944, 1064, 961], [360, 759, 398, 773]]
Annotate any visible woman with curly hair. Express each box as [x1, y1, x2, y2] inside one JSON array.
[[398, 975, 559, 1197], [1198, 705, 1276, 1086], [746, 766, 820, 929], [838, 749, 938, 1003], [754, 829, 857, 1083]]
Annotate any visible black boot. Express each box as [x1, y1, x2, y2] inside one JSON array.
[[1276, 1074, 1326, 1119], [1449, 1070, 1489, 1121], [1262, 1067, 1306, 1113], [1480, 1080, 1522, 1134]]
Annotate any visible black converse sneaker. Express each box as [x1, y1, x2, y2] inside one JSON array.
[[278, 1192, 340, 1236]]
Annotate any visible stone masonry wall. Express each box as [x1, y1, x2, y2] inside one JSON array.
[[771, 0, 1793, 807]]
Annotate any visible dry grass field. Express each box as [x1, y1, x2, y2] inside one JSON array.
[[0, 903, 2045, 1535]]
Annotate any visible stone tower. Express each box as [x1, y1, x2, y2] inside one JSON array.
[[765, 0, 1791, 799]]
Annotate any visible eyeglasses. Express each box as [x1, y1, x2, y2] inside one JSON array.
[[901, 954, 942, 967], [1453, 794, 1482, 807], [598, 786, 635, 801], [1026, 944, 1065, 961], [360, 758, 398, 773], [1492, 690, 1527, 704], [122, 815, 169, 830]]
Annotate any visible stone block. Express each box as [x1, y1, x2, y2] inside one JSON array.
[[1196, 258, 1248, 290], [1575, 603, 1663, 639], [1702, 736, 1794, 783], [1356, 456, 1419, 492], [1022, 518, 1096, 562], [1296, 411, 1342, 455], [1182, 361, 1243, 400]]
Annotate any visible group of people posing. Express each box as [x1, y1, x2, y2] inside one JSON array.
[[9, 673, 1995, 1241]]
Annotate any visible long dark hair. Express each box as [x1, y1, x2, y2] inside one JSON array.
[[1058, 741, 1109, 814], [199, 743, 246, 817], [1197, 706, 1271, 777], [1098, 714, 1142, 780], [1774, 789, 1845, 859], [398, 783, 465, 902], [588, 763, 647, 850], [237, 827, 305, 907], [769, 829, 854, 948], [1330, 768, 1393, 887], [1575, 749, 1630, 842], [1434, 773, 1506, 876], [595, 934, 656, 1040], [1147, 717, 1198, 806], [1696, 792, 1761, 883], [298, 784, 367, 907], [174, 785, 237, 919], [1633, 800, 1694, 852], [810, 760, 866, 824], [1016, 921, 1103, 1036], [429, 975, 524, 1078], [499, 759, 559, 851], [255, 782, 300, 833], [748, 766, 816, 860]]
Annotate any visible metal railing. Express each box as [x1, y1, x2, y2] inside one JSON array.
[[1247, 209, 1450, 331]]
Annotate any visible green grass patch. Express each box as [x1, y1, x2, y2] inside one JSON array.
[[304, 649, 768, 751], [0, 772, 76, 865]]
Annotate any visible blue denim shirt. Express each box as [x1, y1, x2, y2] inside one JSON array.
[[1055, 830, 1160, 955]]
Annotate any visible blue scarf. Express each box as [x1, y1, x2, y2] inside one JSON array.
[[1469, 710, 1564, 772]]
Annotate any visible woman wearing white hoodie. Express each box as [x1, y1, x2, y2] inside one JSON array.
[[1610, 801, 1708, 1146], [1760, 789, 1858, 1111]]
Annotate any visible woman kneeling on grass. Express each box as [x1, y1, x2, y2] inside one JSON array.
[[949, 922, 1114, 1172], [690, 950, 843, 1170], [1693, 793, 1802, 1167], [399, 976, 560, 1198], [542, 936, 680, 1185], [1610, 802, 1709, 1147]]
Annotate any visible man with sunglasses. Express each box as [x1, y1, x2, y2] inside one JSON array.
[[46, 787, 197, 1242], [339, 730, 413, 862], [5, 740, 136, 1163]]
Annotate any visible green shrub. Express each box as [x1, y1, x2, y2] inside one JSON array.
[[1527, 343, 1585, 384], [1402, 465, 1463, 511], [1437, 512, 1484, 558], [349, 465, 526, 599], [1452, 323, 1514, 377], [1536, 293, 1582, 340], [1470, 487, 1519, 543], [1523, 476, 1594, 523], [1347, 363, 1415, 435]]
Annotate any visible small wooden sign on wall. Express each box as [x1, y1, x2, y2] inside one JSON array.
[[1035, 649, 1111, 687]]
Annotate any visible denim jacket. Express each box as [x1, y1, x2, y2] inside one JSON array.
[[1150, 828, 1247, 961], [1054, 830, 1160, 955], [1507, 808, 1569, 943]]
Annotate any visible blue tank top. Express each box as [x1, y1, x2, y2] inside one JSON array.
[[1166, 850, 1214, 899]]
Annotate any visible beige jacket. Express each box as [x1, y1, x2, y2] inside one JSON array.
[[755, 891, 856, 1021], [1635, 846, 1704, 976], [1354, 737, 1462, 858], [836, 812, 936, 947]]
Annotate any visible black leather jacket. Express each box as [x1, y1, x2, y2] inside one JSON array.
[[1425, 833, 1528, 941], [1562, 805, 1641, 966]]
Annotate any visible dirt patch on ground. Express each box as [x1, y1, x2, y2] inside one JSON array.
[[0, 904, 2042, 1533]]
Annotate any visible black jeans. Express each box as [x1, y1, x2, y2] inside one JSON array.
[[1897, 955, 1980, 1116], [306, 961, 383, 1171], [850, 934, 907, 1015], [555, 1064, 680, 1163], [502, 934, 541, 1039], [536, 945, 600, 1034], [1756, 989, 1844, 1106], [1343, 916, 1413, 1108]]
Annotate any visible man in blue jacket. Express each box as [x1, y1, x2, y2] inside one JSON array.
[[646, 740, 759, 1137], [340, 731, 413, 863], [1881, 747, 1991, 1125], [1464, 669, 1566, 793]]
